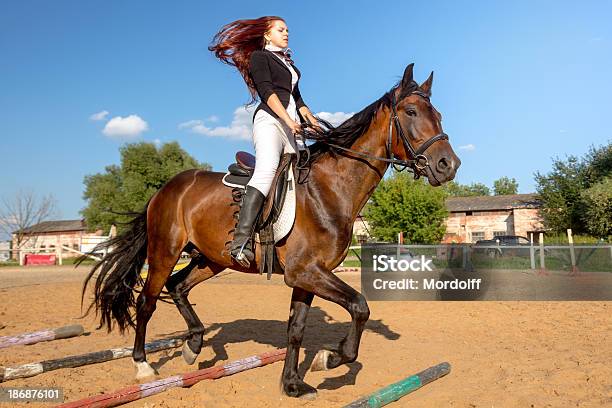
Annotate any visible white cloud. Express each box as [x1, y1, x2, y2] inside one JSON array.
[[316, 111, 354, 127], [179, 108, 355, 141], [102, 115, 149, 138], [89, 110, 109, 121], [179, 105, 256, 141], [153, 138, 162, 148], [459, 144, 475, 151]]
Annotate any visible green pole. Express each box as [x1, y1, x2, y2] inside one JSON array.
[[343, 362, 451, 408]]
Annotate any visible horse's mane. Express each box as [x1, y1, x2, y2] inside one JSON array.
[[304, 80, 419, 161]]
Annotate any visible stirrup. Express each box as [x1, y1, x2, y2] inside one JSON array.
[[231, 241, 253, 268]]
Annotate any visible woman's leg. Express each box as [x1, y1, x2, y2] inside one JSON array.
[[230, 118, 284, 267], [247, 120, 284, 196]]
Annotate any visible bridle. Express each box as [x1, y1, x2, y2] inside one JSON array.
[[300, 89, 449, 179], [388, 90, 448, 177]]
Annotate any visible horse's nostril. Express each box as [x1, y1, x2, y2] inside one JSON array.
[[437, 158, 449, 171]]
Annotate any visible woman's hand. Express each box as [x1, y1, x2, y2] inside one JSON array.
[[304, 113, 324, 133], [284, 119, 302, 135]]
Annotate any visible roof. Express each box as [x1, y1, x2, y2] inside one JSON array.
[[446, 194, 541, 212], [14, 219, 86, 234]]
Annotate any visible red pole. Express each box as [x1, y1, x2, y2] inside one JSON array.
[[57, 348, 287, 408]]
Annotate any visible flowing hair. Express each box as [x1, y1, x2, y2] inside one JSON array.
[[209, 16, 285, 105]]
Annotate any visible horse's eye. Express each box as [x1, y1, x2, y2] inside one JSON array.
[[407, 110, 417, 117]]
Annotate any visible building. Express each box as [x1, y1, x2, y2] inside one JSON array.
[[0, 241, 10, 262], [11, 219, 109, 260], [443, 194, 545, 243], [353, 214, 371, 243]]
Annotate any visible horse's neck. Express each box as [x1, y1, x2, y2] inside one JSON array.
[[312, 107, 391, 219]]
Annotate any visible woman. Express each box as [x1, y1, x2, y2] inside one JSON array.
[[209, 16, 321, 267]]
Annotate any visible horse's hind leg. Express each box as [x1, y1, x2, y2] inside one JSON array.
[[165, 257, 224, 365], [133, 245, 184, 379]]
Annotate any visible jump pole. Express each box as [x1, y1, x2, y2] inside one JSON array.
[[0, 338, 183, 382], [56, 348, 287, 408], [0, 325, 84, 349], [343, 362, 451, 408]]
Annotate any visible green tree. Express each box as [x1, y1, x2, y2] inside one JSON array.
[[535, 141, 611, 235], [583, 143, 612, 186], [493, 176, 519, 195], [444, 181, 491, 197], [581, 177, 612, 238], [534, 155, 585, 233], [364, 171, 448, 243], [81, 141, 210, 233]]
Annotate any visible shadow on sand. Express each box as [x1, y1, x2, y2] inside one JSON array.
[[154, 306, 400, 390]]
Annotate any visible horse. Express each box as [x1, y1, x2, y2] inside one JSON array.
[[81, 63, 460, 399]]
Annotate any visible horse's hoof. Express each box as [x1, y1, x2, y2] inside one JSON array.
[[283, 380, 318, 399], [182, 342, 199, 365], [299, 390, 318, 401], [310, 349, 331, 372], [133, 361, 157, 380]]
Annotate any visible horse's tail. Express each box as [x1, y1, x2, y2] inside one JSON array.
[[79, 204, 149, 334]]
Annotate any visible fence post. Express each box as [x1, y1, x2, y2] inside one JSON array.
[[529, 232, 535, 270], [56, 235, 63, 266], [396, 232, 402, 259], [567, 229, 578, 275], [538, 232, 547, 275]]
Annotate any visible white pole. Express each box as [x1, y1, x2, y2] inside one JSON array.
[[567, 228, 577, 274], [529, 232, 535, 270], [396, 232, 401, 259], [56, 234, 63, 266], [539, 232, 546, 273]]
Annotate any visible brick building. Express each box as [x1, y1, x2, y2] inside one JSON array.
[[443, 194, 545, 243]]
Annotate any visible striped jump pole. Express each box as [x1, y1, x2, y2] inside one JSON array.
[[56, 348, 287, 408], [0, 325, 84, 349], [343, 362, 451, 408], [0, 338, 183, 382]]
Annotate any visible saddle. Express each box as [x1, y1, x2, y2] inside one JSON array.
[[222, 151, 296, 278]]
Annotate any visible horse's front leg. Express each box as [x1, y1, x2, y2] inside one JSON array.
[[284, 264, 370, 379], [280, 287, 315, 398]]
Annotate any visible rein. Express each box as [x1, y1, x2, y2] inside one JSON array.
[[300, 90, 448, 178]]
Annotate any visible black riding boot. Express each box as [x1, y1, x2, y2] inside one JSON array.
[[230, 185, 265, 267]]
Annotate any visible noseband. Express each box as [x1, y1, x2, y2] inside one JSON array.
[[303, 90, 449, 178], [387, 90, 449, 177]]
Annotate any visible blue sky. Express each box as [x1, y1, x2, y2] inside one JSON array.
[[1, 0, 610, 227]]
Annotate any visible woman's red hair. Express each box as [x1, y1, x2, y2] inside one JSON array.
[[209, 16, 285, 105]]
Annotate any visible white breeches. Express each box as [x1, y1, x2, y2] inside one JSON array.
[[247, 110, 299, 197]]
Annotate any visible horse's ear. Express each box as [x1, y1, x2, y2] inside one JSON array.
[[401, 63, 415, 89], [420, 71, 434, 97]]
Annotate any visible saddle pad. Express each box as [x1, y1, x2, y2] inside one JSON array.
[[267, 162, 296, 243], [222, 164, 296, 244]]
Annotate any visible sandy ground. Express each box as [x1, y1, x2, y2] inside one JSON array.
[[0, 265, 610, 407]]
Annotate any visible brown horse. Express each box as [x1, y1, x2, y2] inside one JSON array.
[[81, 63, 460, 398]]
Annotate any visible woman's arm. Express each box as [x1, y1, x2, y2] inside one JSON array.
[[294, 83, 321, 130], [250, 51, 299, 132], [266, 93, 297, 126], [298, 105, 317, 124]]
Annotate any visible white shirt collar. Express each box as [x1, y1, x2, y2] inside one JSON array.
[[265, 43, 290, 53]]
